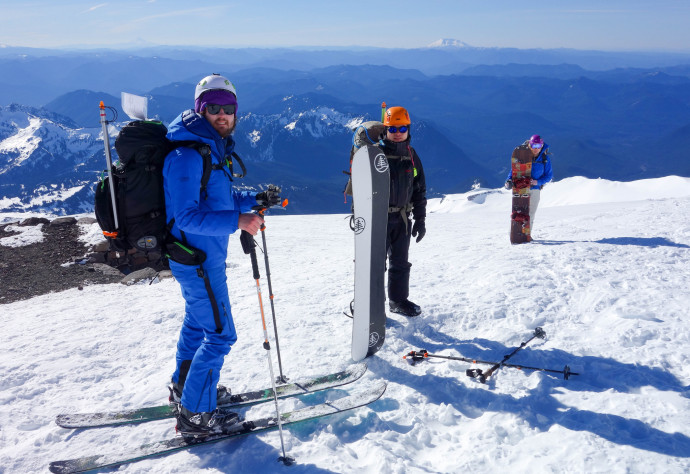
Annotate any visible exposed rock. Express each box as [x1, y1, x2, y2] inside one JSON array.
[[92, 263, 125, 277], [0, 217, 123, 304], [121, 267, 159, 285], [92, 241, 109, 252], [19, 217, 50, 226], [50, 216, 78, 227], [158, 270, 173, 281]]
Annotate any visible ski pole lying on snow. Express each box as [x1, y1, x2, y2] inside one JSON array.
[[474, 327, 546, 383], [403, 327, 578, 382], [403, 349, 578, 381], [240, 223, 293, 466]]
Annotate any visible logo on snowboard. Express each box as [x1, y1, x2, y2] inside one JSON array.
[[374, 154, 389, 173], [368, 332, 380, 347], [353, 217, 366, 235]]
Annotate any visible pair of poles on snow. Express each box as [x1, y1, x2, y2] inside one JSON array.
[[404, 327, 579, 383]]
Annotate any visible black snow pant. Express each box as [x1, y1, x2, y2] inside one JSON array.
[[386, 212, 412, 303]]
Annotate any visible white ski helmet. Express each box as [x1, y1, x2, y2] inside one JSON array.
[[194, 74, 237, 101]]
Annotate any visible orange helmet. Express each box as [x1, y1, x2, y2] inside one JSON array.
[[383, 106, 411, 127]]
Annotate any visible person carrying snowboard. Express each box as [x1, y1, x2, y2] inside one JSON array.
[[381, 106, 427, 317], [505, 134, 553, 235], [163, 73, 281, 438]]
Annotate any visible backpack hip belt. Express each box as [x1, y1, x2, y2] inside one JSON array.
[[388, 203, 414, 232]]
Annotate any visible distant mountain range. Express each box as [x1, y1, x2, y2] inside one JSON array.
[[0, 44, 689, 215], [2, 42, 690, 106], [0, 99, 486, 215]]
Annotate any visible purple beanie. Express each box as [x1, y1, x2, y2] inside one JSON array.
[[195, 89, 238, 114]]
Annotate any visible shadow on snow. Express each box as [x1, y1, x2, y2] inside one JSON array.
[[537, 236, 689, 248], [368, 319, 690, 458]]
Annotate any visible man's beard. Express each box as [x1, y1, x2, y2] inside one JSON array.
[[219, 121, 236, 138]]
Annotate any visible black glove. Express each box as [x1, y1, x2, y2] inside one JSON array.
[[256, 184, 282, 208], [505, 179, 513, 190], [411, 218, 426, 243]]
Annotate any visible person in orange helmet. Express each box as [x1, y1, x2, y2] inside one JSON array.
[[381, 106, 427, 317]]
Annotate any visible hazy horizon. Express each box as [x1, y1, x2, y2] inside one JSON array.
[[1, 1, 689, 52]]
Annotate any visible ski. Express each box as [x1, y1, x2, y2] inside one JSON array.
[[49, 381, 386, 474], [55, 363, 367, 429]]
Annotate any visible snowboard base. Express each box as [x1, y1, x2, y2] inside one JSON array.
[[510, 145, 532, 244]]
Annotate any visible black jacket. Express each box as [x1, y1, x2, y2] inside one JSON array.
[[380, 138, 427, 221]]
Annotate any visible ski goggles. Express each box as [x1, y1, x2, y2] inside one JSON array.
[[205, 104, 237, 115], [387, 125, 408, 134], [530, 143, 543, 149]]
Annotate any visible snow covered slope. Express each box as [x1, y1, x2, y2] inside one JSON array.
[[1, 177, 689, 473]]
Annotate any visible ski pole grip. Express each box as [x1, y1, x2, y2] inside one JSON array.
[[240, 230, 255, 254], [240, 230, 261, 279]]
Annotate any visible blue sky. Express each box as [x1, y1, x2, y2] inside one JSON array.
[[1, 0, 689, 51]]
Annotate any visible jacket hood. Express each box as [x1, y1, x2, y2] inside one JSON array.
[[167, 109, 235, 159]]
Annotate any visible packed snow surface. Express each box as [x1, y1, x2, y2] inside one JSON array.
[[1, 176, 689, 473]]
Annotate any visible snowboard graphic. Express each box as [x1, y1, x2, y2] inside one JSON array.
[[510, 145, 533, 244], [351, 145, 390, 361]]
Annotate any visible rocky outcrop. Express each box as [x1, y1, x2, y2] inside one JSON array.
[[0, 216, 172, 304]]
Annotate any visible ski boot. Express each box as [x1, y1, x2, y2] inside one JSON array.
[[176, 405, 242, 442], [168, 382, 232, 412], [389, 299, 422, 317]]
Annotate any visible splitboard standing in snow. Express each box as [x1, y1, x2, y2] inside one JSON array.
[[508, 144, 533, 243], [350, 142, 390, 361], [506, 134, 553, 243]]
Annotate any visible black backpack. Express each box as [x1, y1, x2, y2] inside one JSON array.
[[94, 120, 245, 256], [343, 121, 386, 197]]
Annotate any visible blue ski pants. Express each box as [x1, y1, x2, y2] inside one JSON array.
[[170, 263, 237, 413]]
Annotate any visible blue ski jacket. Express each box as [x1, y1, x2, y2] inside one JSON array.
[[506, 143, 553, 189], [163, 110, 257, 269]]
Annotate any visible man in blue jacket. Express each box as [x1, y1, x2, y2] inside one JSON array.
[[163, 74, 280, 437], [505, 134, 553, 235]]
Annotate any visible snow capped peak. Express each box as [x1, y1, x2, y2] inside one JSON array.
[[427, 38, 471, 48]]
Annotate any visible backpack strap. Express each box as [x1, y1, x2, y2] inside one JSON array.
[[385, 154, 412, 161], [187, 145, 246, 197], [227, 151, 247, 179], [168, 140, 215, 199], [196, 145, 214, 200]]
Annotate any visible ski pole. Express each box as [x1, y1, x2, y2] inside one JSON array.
[[474, 327, 546, 383], [240, 228, 294, 466], [99, 101, 119, 232], [380, 101, 386, 122], [256, 201, 289, 384], [403, 348, 578, 380]]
